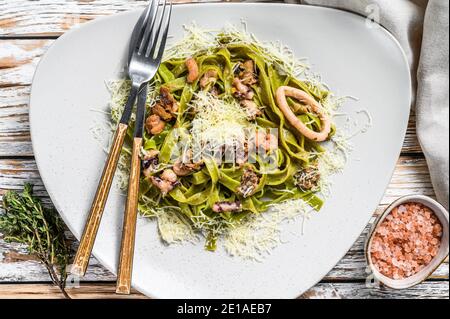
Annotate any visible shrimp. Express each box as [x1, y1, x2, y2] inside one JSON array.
[[200, 69, 218, 89], [240, 60, 257, 85], [159, 87, 178, 111], [232, 78, 249, 94], [160, 169, 178, 183], [275, 86, 331, 142], [243, 60, 254, 73], [232, 77, 255, 101], [145, 114, 165, 135], [185, 57, 199, 83], [212, 201, 242, 213], [172, 160, 202, 176], [149, 169, 179, 196], [152, 104, 173, 121], [240, 99, 262, 120], [244, 90, 254, 100], [237, 168, 259, 198], [149, 177, 173, 196]]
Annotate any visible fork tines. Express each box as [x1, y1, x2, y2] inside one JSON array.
[[136, 0, 172, 60]]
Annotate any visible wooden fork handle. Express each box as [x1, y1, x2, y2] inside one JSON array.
[[116, 137, 142, 294], [71, 123, 129, 277]]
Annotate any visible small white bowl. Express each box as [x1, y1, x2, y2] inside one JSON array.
[[365, 195, 449, 289]]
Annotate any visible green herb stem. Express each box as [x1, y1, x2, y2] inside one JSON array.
[[0, 184, 71, 299]]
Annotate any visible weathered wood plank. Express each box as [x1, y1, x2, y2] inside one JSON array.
[[381, 156, 435, 204], [0, 281, 447, 299], [0, 40, 52, 86], [0, 40, 51, 156], [0, 283, 145, 299], [0, 85, 33, 156], [0, 237, 116, 282], [0, 159, 47, 196], [0, 135, 32, 157], [403, 112, 421, 154]]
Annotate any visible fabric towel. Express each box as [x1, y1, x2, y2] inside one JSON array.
[[287, 0, 449, 209]]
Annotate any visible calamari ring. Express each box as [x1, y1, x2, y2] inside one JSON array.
[[275, 86, 331, 142]]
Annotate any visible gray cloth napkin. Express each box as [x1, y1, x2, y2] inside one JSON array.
[[287, 0, 449, 209]]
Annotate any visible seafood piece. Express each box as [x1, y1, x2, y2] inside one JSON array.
[[150, 169, 179, 196], [152, 86, 179, 121], [232, 61, 258, 102], [161, 169, 178, 183], [237, 168, 259, 198], [142, 149, 160, 177], [240, 60, 257, 86], [151, 104, 172, 121], [240, 99, 262, 120], [294, 166, 321, 191], [200, 69, 218, 89], [159, 87, 178, 111], [232, 78, 251, 99], [235, 141, 249, 167], [172, 160, 202, 176]]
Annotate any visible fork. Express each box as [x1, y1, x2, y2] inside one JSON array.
[[71, 0, 172, 279], [116, 2, 172, 295]]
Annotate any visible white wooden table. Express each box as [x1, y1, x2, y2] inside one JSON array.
[[0, 0, 448, 299]]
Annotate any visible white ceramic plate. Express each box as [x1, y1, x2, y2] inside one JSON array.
[[30, 3, 411, 298]]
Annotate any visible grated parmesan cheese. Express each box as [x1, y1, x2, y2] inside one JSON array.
[[224, 199, 314, 261], [163, 23, 219, 61], [189, 91, 255, 149]]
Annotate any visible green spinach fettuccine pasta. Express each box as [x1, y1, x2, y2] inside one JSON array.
[[112, 27, 339, 252]]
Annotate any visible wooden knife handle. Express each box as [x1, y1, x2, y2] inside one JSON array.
[[116, 137, 142, 294], [71, 123, 129, 277]]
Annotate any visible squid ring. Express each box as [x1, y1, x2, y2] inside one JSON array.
[[275, 86, 331, 142]]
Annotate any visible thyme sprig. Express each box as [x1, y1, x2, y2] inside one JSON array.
[[0, 184, 71, 299]]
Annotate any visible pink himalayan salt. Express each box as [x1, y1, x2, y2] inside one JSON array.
[[370, 202, 443, 279]]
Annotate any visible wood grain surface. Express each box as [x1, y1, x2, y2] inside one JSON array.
[[0, 0, 448, 299]]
